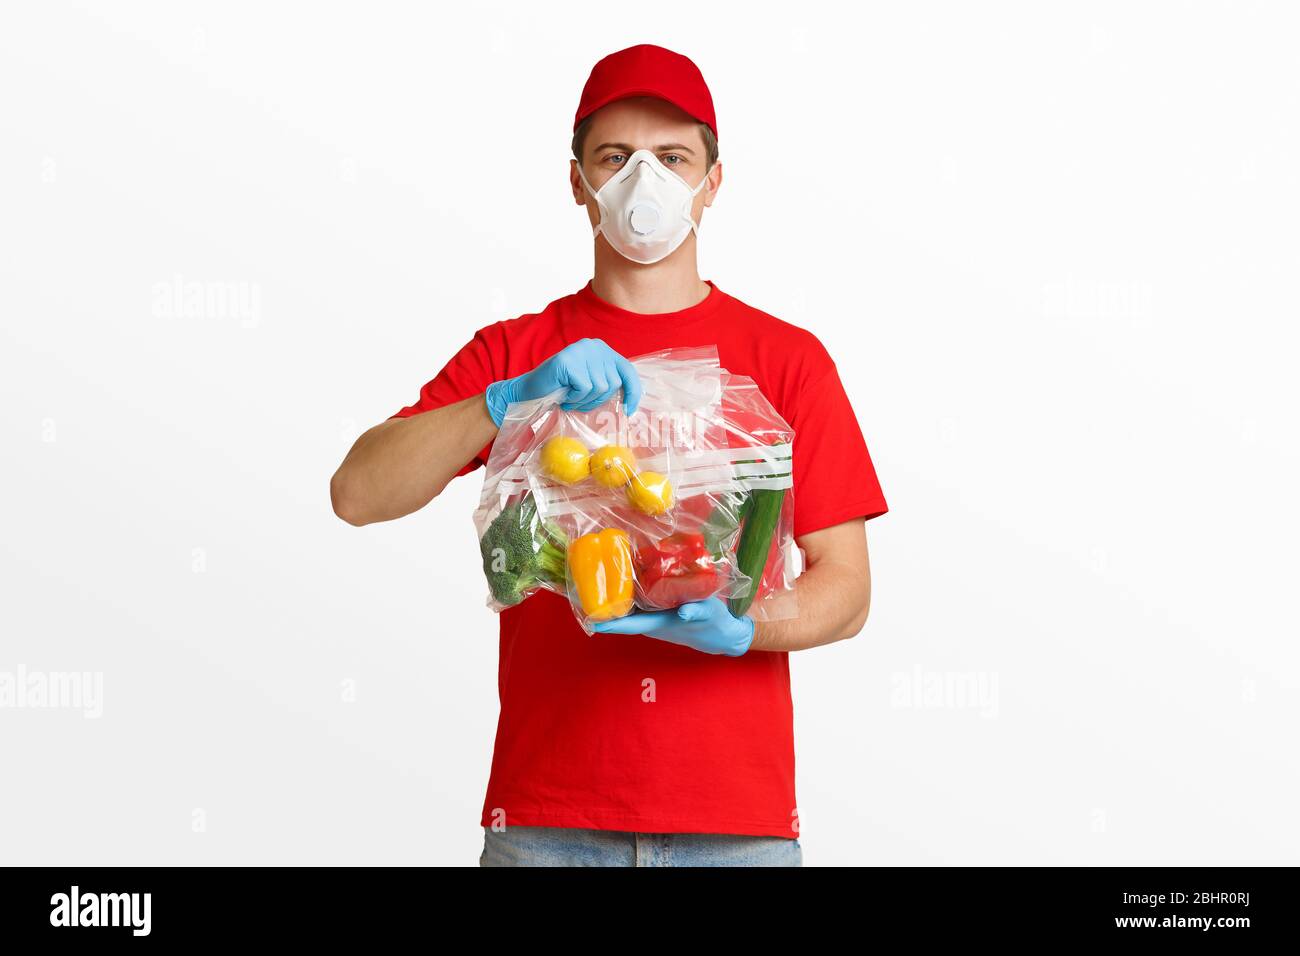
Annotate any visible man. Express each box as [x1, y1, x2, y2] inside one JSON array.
[[330, 44, 887, 867]]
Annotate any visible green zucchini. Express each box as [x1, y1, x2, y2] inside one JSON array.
[[728, 487, 785, 616]]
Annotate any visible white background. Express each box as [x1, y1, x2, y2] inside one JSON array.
[[2, 1, 1297, 866]]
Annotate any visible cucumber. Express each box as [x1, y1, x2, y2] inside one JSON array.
[[701, 490, 750, 556], [727, 487, 785, 616]]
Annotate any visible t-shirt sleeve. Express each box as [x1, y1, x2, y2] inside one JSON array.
[[389, 326, 502, 478], [789, 362, 888, 538]]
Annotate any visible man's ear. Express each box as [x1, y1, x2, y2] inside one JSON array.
[[703, 161, 723, 208], [570, 159, 587, 206]]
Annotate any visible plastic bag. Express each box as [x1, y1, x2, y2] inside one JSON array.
[[472, 346, 798, 630], [706, 371, 800, 624]]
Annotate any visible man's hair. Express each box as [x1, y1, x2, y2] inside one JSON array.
[[571, 115, 720, 169]]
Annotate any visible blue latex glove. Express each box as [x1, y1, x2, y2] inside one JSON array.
[[591, 597, 755, 657], [484, 338, 643, 427]]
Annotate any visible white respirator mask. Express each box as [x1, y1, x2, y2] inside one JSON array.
[[576, 149, 714, 265]]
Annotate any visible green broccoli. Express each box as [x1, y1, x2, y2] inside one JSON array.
[[479, 496, 568, 606]]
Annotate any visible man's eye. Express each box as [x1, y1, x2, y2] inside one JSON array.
[[661, 154, 683, 166], [606, 154, 626, 166]]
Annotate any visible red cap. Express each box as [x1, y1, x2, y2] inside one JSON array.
[[574, 44, 717, 140]]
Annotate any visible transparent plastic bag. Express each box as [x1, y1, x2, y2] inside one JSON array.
[[472, 347, 799, 630], [706, 372, 800, 624]]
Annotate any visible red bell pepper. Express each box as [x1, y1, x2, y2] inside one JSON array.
[[635, 532, 721, 608]]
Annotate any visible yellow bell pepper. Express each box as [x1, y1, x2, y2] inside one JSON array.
[[568, 528, 635, 621]]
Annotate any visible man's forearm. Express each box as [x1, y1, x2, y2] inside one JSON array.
[[330, 394, 497, 526], [748, 523, 872, 652]]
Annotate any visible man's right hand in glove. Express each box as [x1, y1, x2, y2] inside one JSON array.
[[485, 338, 642, 425]]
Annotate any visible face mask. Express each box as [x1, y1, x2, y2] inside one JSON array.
[[576, 149, 713, 265]]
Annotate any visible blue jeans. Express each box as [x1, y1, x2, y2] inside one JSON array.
[[480, 826, 802, 867]]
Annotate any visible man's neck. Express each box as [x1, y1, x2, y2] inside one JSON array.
[[590, 237, 711, 314]]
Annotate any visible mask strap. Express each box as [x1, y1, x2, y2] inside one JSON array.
[[692, 163, 716, 196], [574, 162, 604, 239], [686, 163, 716, 235], [575, 162, 599, 198]]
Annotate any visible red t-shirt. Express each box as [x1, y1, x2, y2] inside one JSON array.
[[393, 281, 887, 838]]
